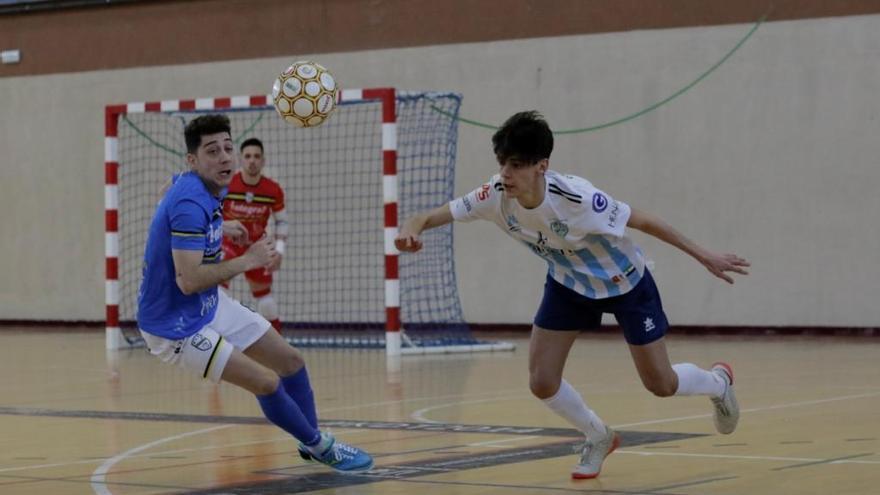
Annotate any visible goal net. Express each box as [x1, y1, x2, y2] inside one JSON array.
[[104, 89, 513, 354]]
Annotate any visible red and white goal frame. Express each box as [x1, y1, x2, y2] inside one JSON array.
[[104, 88, 404, 354]]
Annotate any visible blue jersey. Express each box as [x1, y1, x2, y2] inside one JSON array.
[[137, 171, 226, 338]]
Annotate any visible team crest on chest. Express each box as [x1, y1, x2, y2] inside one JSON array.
[[550, 220, 569, 238], [245, 191, 254, 203]]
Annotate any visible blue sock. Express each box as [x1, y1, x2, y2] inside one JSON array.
[[256, 383, 321, 446], [281, 367, 318, 429]]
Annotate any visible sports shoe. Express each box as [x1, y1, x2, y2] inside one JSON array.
[[571, 426, 620, 479], [710, 362, 739, 434], [301, 432, 373, 472]]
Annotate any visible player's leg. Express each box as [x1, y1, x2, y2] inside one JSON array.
[[242, 328, 316, 429], [245, 271, 282, 332], [140, 324, 322, 450], [220, 346, 324, 447], [213, 290, 372, 471], [614, 270, 738, 434], [531, 275, 619, 479]]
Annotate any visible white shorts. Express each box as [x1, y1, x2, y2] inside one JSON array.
[[140, 289, 271, 383]]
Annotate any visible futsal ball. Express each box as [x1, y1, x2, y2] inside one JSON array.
[[272, 61, 338, 127]]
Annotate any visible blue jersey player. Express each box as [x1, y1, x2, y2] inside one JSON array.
[[395, 111, 749, 480], [137, 114, 372, 473]]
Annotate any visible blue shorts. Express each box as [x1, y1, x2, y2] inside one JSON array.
[[533, 269, 668, 346]]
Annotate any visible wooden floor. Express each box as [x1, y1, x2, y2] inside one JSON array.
[[0, 328, 878, 495]]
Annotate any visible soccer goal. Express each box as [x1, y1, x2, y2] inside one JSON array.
[[104, 89, 514, 355]]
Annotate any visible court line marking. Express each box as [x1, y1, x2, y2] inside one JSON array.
[[617, 449, 880, 465], [467, 436, 540, 448], [411, 395, 523, 423], [648, 475, 739, 492], [90, 425, 233, 495], [410, 390, 880, 429], [771, 452, 876, 471], [614, 390, 880, 428]]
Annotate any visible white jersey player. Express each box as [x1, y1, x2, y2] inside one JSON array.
[[396, 111, 749, 480]]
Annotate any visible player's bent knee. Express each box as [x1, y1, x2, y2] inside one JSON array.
[[248, 371, 281, 396], [529, 375, 561, 399], [643, 378, 676, 397]]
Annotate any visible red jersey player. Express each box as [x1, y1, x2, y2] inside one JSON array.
[[222, 138, 288, 331]]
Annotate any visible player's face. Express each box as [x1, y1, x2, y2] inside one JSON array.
[[188, 132, 235, 194], [240, 145, 265, 178], [498, 157, 548, 199]]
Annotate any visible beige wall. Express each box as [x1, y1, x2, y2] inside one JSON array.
[[1, 15, 878, 326]]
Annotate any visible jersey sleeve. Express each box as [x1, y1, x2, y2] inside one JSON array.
[[449, 176, 501, 223], [574, 182, 631, 238], [271, 181, 285, 212], [169, 199, 208, 251]]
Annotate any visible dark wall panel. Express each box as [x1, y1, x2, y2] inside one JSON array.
[[1, 0, 879, 77]]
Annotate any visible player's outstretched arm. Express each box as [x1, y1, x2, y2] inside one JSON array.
[[172, 237, 278, 295], [626, 207, 750, 284], [395, 204, 454, 253]]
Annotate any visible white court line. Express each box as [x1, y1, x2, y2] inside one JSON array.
[[616, 449, 880, 465], [614, 391, 880, 428], [0, 428, 368, 476], [88, 425, 370, 495], [411, 395, 524, 423], [467, 436, 540, 448], [90, 424, 233, 495]]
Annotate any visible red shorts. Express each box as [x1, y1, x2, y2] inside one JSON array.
[[222, 242, 273, 286]]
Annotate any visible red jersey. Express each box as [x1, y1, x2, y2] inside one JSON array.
[[222, 172, 285, 245]]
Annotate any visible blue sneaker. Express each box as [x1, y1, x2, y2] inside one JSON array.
[[302, 433, 373, 472]]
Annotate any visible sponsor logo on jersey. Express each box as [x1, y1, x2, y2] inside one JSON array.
[[199, 294, 218, 317], [245, 191, 254, 203], [607, 201, 620, 229], [592, 192, 608, 212], [476, 183, 491, 201], [550, 220, 569, 237], [462, 196, 473, 212]]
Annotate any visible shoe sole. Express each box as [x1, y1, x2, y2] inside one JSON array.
[[571, 432, 621, 480], [332, 459, 374, 473]]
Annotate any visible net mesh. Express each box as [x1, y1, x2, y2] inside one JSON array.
[[115, 92, 486, 349]]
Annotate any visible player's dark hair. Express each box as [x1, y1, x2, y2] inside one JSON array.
[[240, 137, 264, 153], [492, 111, 554, 165], [184, 114, 231, 153]]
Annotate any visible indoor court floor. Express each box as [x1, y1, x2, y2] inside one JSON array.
[[0, 327, 877, 495]]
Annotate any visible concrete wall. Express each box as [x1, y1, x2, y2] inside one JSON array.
[[1, 14, 878, 326]]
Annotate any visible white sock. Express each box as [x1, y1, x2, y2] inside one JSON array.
[[673, 363, 725, 397], [256, 294, 280, 321], [542, 379, 606, 439]]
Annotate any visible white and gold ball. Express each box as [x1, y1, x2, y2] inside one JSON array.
[[272, 61, 338, 128]]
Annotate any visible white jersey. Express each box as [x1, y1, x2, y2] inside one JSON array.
[[450, 170, 646, 299]]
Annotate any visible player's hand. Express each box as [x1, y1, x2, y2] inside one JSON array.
[[395, 232, 423, 253], [222, 220, 249, 245], [700, 251, 750, 284], [243, 236, 275, 270], [267, 252, 283, 271]]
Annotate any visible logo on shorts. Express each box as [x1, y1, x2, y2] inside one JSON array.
[[592, 192, 608, 213], [550, 220, 569, 237], [190, 333, 214, 352], [644, 317, 656, 332]]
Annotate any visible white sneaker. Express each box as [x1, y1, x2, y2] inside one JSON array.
[[571, 426, 620, 479], [710, 362, 739, 434]]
